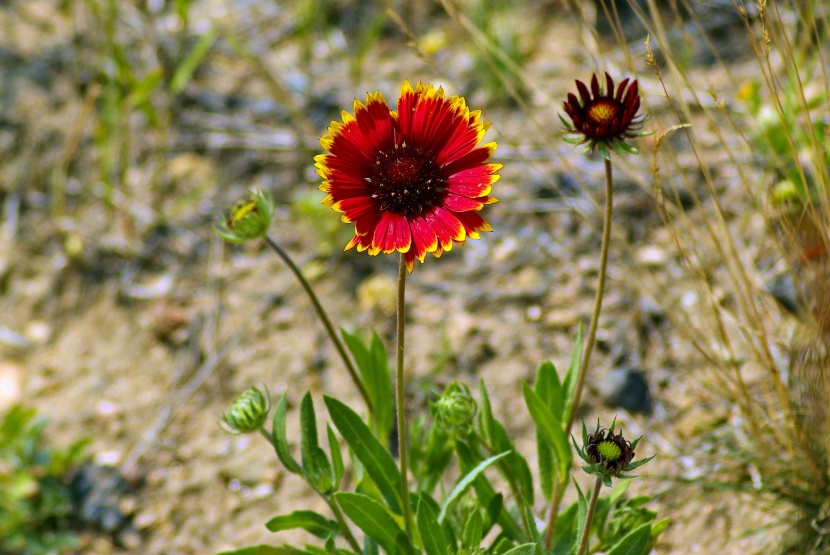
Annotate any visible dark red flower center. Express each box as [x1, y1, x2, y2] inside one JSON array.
[[370, 144, 446, 216], [586, 99, 620, 126]]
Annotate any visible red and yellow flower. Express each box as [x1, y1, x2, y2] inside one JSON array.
[[316, 81, 500, 272], [561, 72, 647, 157]]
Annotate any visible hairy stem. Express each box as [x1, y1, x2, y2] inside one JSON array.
[[264, 236, 373, 413], [546, 156, 614, 550], [396, 254, 413, 535], [575, 477, 603, 555], [328, 498, 362, 552], [566, 156, 614, 432]]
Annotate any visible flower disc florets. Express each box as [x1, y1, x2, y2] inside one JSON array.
[[316, 80, 501, 272], [221, 386, 271, 434], [215, 188, 275, 243], [561, 72, 648, 158], [573, 419, 654, 487]]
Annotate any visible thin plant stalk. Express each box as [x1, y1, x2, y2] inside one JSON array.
[[263, 235, 374, 414], [575, 477, 603, 555], [566, 156, 614, 433], [546, 156, 614, 550], [396, 254, 414, 535], [327, 499, 362, 552]]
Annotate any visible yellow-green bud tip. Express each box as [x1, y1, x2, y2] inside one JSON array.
[[215, 188, 275, 243]]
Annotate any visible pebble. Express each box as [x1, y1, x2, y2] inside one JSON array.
[[0, 361, 22, 410]]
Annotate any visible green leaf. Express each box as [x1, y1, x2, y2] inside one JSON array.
[[550, 502, 578, 555], [535, 361, 564, 418], [608, 479, 631, 506], [522, 385, 571, 477], [265, 511, 341, 539], [477, 379, 495, 443], [575, 480, 588, 550], [369, 331, 394, 438], [170, 27, 219, 94], [455, 442, 524, 542], [482, 494, 503, 537], [341, 330, 393, 439], [272, 395, 302, 475], [651, 518, 670, 538], [462, 511, 483, 550], [217, 546, 291, 555], [328, 424, 344, 490], [312, 447, 336, 495], [562, 324, 583, 425], [324, 396, 402, 514], [537, 433, 553, 500], [500, 544, 536, 555], [334, 493, 412, 555], [438, 451, 511, 523], [607, 522, 651, 555], [300, 392, 320, 472], [417, 497, 449, 555]]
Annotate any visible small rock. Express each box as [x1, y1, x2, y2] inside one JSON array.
[[24, 320, 52, 345], [598, 367, 653, 415], [544, 308, 581, 329], [636, 245, 667, 266], [0, 361, 22, 410]]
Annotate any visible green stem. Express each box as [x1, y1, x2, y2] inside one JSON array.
[[264, 235, 373, 414], [565, 156, 614, 432], [543, 476, 565, 549], [575, 477, 603, 555], [547, 156, 614, 551], [327, 498, 363, 552], [396, 254, 413, 535]]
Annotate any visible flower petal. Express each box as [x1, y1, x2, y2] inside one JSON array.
[[371, 212, 411, 254], [446, 163, 502, 197]]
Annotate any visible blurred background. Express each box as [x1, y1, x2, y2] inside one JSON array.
[[1, 0, 829, 553]]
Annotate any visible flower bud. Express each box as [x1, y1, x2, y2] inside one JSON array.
[[215, 188, 275, 243], [432, 382, 477, 438], [221, 386, 271, 434], [573, 419, 654, 487]]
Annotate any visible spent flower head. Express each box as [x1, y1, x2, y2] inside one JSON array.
[[215, 188, 275, 243], [561, 72, 649, 158], [220, 386, 271, 434], [431, 381, 478, 437], [573, 418, 654, 487], [316, 80, 501, 272]]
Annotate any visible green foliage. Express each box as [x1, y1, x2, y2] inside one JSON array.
[[229, 320, 665, 555], [0, 405, 90, 555]]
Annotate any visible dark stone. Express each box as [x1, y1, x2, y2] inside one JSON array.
[[602, 367, 653, 415]]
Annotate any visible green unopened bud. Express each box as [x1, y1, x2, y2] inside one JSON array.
[[432, 382, 477, 437], [215, 188, 275, 243], [221, 386, 271, 434]]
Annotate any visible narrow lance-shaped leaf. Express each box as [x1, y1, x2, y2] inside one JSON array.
[[272, 394, 302, 475], [417, 497, 449, 555], [327, 424, 344, 490], [562, 324, 584, 424], [334, 493, 412, 555], [324, 396, 402, 514], [462, 511, 483, 550], [265, 510, 341, 539], [300, 392, 320, 472], [500, 544, 537, 555], [522, 384, 572, 477], [607, 522, 652, 555], [438, 451, 511, 523]]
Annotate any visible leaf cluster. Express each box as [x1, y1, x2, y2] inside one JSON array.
[[222, 328, 666, 555]]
